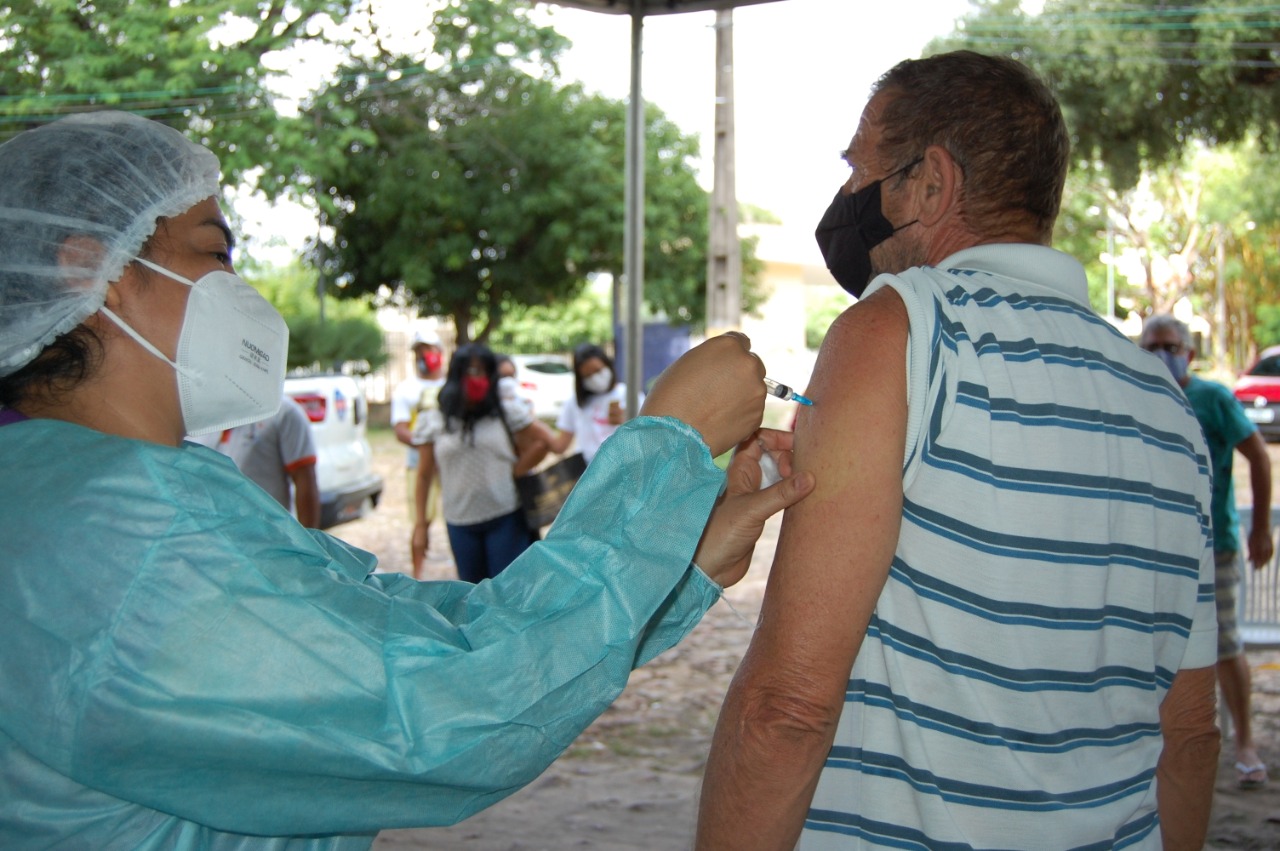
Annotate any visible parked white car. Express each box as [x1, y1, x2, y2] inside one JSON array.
[[283, 374, 384, 529], [509, 354, 575, 422]]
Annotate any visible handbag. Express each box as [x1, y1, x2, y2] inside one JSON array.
[[513, 452, 587, 531], [499, 408, 587, 531]]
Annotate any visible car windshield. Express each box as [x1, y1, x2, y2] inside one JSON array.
[[1248, 355, 1280, 377]]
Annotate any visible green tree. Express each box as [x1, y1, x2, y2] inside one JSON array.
[[249, 262, 388, 373], [805, 290, 848, 351], [934, 0, 1280, 189], [0, 0, 356, 185], [292, 0, 760, 342], [1198, 140, 1280, 364], [489, 285, 614, 353], [1256, 304, 1280, 351], [935, 2, 1280, 361], [1051, 168, 1118, 315]]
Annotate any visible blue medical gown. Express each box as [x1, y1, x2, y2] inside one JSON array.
[[0, 416, 726, 849]]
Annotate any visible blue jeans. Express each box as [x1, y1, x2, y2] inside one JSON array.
[[446, 509, 533, 583]]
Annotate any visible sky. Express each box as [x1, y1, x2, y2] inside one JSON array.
[[239, 0, 977, 263], [539, 0, 973, 226]]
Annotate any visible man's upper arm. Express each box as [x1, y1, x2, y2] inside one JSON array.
[[749, 287, 911, 714], [278, 401, 317, 471]]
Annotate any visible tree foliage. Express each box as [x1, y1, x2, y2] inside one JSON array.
[[249, 262, 388, 373], [933, 0, 1280, 189], [303, 66, 621, 344], [290, 0, 759, 343], [0, 0, 356, 185], [488, 284, 615, 354], [932, 1, 1280, 362]]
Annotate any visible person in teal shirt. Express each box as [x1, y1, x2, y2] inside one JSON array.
[[1142, 314, 1274, 790], [0, 111, 814, 849]]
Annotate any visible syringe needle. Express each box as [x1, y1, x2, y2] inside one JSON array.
[[763, 377, 814, 407]]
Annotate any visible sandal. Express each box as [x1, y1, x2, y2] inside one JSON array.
[[1236, 761, 1268, 790]]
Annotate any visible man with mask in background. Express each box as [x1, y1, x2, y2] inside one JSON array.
[[1142, 313, 1273, 791], [391, 329, 445, 578], [697, 51, 1219, 849]]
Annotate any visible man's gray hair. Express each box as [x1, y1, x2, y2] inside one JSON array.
[[1140, 314, 1192, 348]]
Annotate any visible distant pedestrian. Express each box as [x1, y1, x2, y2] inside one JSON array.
[[391, 329, 445, 577], [544, 343, 638, 464], [1143, 313, 1274, 790], [495, 353, 535, 420], [412, 343, 548, 582], [199, 395, 321, 529]]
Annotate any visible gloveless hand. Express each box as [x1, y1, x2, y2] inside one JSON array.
[[640, 332, 767, 457], [693, 429, 815, 588]]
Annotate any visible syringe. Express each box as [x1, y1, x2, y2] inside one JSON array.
[[763, 377, 814, 407]]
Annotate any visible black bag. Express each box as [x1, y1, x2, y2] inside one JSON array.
[[514, 452, 587, 531]]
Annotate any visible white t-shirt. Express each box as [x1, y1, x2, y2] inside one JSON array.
[[555, 384, 639, 463], [412, 398, 535, 526], [390, 375, 443, 468]]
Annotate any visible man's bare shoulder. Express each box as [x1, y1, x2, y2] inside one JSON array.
[[811, 286, 909, 392]]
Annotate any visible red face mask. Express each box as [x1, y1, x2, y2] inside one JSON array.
[[463, 375, 491, 404], [418, 350, 443, 376]]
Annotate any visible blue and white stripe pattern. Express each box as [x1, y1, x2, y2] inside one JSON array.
[[801, 245, 1216, 850]]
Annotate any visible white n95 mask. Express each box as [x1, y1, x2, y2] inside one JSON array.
[[583, 368, 613, 395], [101, 257, 289, 436]]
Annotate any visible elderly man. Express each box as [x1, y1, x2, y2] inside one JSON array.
[[1142, 314, 1273, 791], [697, 51, 1219, 849]]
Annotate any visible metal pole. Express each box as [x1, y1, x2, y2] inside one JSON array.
[[623, 0, 645, 418]]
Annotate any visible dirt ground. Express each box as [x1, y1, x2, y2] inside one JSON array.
[[335, 428, 1280, 850]]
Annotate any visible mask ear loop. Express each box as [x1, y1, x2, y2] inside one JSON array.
[[99, 305, 185, 375], [132, 256, 197, 287], [98, 257, 202, 382]]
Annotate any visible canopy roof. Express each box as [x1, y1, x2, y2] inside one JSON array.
[[546, 0, 782, 15]]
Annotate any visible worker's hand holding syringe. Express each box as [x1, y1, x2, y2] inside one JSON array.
[[641, 332, 815, 589]]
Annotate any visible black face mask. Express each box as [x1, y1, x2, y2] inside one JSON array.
[[814, 158, 921, 298]]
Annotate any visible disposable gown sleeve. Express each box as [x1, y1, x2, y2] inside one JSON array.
[[5, 416, 725, 837]]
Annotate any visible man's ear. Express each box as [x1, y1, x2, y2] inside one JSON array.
[[913, 144, 962, 228]]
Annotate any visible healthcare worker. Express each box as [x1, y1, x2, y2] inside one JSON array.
[[0, 111, 814, 849]]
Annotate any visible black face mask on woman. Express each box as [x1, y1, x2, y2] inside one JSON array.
[[814, 157, 921, 298]]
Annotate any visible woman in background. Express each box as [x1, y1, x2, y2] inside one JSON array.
[[412, 343, 545, 582], [546, 343, 637, 463]]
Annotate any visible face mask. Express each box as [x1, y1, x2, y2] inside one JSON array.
[[463, 375, 491, 404], [418, 349, 442, 376], [814, 158, 921, 298], [1152, 348, 1190, 384], [100, 258, 289, 436], [583, 368, 613, 396]]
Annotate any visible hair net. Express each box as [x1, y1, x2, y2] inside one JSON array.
[[0, 111, 221, 377]]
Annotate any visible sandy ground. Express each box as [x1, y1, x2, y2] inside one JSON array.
[[333, 429, 1280, 849]]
